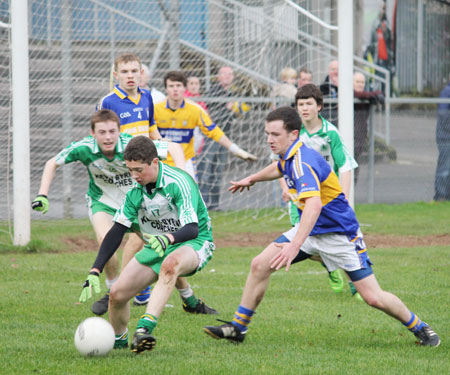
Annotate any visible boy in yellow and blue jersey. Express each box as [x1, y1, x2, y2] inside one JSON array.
[[154, 71, 256, 181], [204, 106, 440, 347], [97, 54, 161, 140]]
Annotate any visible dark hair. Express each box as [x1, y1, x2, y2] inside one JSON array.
[[298, 66, 312, 75], [124, 136, 158, 164], [164, 71, 187, 88], [90, 109, 120, 131], [295, 83, 323, 108], [266, 106, 301, 133]]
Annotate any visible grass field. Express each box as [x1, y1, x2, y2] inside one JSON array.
[[0, 202, 449, 374]]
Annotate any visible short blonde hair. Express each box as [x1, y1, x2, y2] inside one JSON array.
[[280, 67, 297, 81], [114, 54, 141, 72]]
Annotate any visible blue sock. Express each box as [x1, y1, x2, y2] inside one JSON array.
[[403, 312, 426, 333], [232, 305, 254, 333]]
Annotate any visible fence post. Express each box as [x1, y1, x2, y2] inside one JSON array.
[[367, 103, 375, 203]]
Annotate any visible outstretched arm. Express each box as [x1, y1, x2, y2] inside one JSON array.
[[217, 134, 258, 161], [167, 142, 186, 170], [31, 157, 59, 214], [229, 162, 282, 193]]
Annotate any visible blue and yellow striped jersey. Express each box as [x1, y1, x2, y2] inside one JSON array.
[[154, 99, 225, 165], [277, 139, 360, 237], [97, 85, 157, 137]]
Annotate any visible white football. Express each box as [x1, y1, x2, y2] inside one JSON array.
[[74, 317, 115, 356]]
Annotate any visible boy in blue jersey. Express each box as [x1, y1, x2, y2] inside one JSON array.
[[97, 54, 162, 140], [203, 106, 440, 347]]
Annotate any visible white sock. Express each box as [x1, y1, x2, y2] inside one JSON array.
[[177, 286, 194, 299], [105, 277, 118, 290]]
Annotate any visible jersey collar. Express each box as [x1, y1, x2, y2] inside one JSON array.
[[282, 138, 302, 160], [165, 99, 186, 110], [113, 84, 143, 104]]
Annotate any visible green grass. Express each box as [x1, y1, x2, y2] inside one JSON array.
[[0, 202, 449, 374]]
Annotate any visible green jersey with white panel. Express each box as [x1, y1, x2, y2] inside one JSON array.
[[299, 115, 357, 176], [54, 133, 169, 211], [114, 161, 213, 241]]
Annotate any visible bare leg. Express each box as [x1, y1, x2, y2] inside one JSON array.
[[352, 274, 412, 322], [240, 243, 280, 310], [109, 258, 157, 335], [145, 246, 199, 318], [121, 233, 144, 270]]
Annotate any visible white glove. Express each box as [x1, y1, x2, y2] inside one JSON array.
[[229, 143, 257, 161]]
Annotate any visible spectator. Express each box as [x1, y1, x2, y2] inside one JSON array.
[[353, 72, 384, 182], [139, 63, 166, 104], [434, 81, 450, 201], [271, 67, 298, 106], [364, 1, 394, 93], [184, 75, 208, 156], [198, 66, 251, 210], [297, 67, 313, 88], [319, 60, 339, 125]]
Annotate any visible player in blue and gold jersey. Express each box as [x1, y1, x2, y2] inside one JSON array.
[[154, 71, 256, 180], [97, 54, 161, 140], [203, 106, 440, 347]]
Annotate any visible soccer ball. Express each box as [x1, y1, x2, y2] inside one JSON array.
[[74, 317, 115, 356]]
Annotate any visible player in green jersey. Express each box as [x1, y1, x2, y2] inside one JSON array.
[[32, 110, 214, 316], [79, 135, 216, 353]]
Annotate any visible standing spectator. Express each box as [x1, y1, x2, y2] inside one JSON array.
[[353, 72, 384, 182], [434, 81, 450, 201], [139, 63, 166, 104], [271, 67, 298, 105], [319, 60, 339, 125], [184, 75, 208, 156], [297, 67, 313, 88], [198, 66, 247, 210], [364, 1, 394, 93]]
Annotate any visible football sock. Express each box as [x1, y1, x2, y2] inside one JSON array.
[[177, 286, 194, 299], [348, 281, 358, 295], [403, 312, 426, 333], [232, 305, 254, 333], [114, 329, 128, 348], [105, 277, 118, 290], [137, 313, 158, 334], [182, 295, 199, 309]]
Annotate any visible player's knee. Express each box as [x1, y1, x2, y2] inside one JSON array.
[[110, 285, 127, 306], [250, 254, 270, 276], [160, 256, 180, 280], [361, 292, 382, 309]]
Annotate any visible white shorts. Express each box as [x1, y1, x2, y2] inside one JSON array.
[[185, 158, 197, 182], [282, 224, 371, 272]]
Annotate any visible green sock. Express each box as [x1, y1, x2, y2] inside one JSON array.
[[348, 281, 357, 295], [114, 330, 128, 349], [182, 295, 199, 309], [137, 313, 158, 334]]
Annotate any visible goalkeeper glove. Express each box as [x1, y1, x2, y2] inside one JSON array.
[[31, 195, 49, 214], [79, 271, 101, 303], [229, 143, 258, 161], [143, 233, 170, 257]]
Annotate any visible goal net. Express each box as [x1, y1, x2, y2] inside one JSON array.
[[1, 0, 340, 232]]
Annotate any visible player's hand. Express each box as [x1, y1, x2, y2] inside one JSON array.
[[31, 195, 49, 214], [143, 234, 169, 257], [229, 143, 257, 161], [228, 176, 255, 194], [269, 242, 300, 272], [79, 271, 101, 303]]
